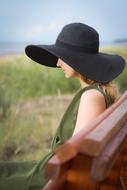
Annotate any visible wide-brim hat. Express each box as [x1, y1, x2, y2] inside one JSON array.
[[25, 23, 125, 83]]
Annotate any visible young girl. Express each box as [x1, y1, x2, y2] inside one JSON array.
[[0, 22, 125, 190], [56, 58, 120, 137]]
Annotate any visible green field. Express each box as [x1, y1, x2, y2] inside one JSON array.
[[0, 46, 127, 161]]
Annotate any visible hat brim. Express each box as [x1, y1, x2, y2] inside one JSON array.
[[25, 44, 125, 83]]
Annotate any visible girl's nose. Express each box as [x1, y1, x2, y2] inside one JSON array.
[[57, 61, 61, 67]]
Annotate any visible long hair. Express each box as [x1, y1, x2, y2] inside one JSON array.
[[79, 75, 120, 102]]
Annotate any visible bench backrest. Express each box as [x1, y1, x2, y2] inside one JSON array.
[[43, 91, 127, 190]]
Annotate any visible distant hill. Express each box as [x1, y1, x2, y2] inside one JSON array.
[[114, 39, 127, 44]]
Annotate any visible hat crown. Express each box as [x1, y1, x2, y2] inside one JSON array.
[[56, 23, 99, 53]]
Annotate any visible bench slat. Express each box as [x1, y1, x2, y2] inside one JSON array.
[[42, 177, 65, 190], [91, 121, 127, 181], [79, 100, 127, 156]]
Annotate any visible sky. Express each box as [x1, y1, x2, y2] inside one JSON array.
[[0, 0, 127, 44]]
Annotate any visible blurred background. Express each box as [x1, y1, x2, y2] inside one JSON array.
[[0, 0, 127, 161]]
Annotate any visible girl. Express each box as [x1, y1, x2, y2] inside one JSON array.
[[56, 58, 120, 136], [0, 22, 125, 190]]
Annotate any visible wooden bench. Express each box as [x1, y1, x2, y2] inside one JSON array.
[[42, 91, 127, 190]]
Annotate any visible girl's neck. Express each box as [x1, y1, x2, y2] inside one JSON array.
[[79, 78, 89, 88]]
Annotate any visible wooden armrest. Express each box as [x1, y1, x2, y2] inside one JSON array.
[[45, 143, 76, 180], [91, 121, 127, 181], [42, 176, 66, 190]]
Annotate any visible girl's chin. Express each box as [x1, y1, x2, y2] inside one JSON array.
[[65, 73, 71, 78]]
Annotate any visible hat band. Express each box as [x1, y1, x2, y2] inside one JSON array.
[[56, 40, 98, 53]]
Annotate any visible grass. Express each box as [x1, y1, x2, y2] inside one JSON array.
[[0, 45, 126, 161], [0, 55, 80, 100], [101, 45, 127, 92], [0, 95, 72, 161]]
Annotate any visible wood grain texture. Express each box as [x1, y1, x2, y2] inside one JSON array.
[[91, 122, 127, 181]]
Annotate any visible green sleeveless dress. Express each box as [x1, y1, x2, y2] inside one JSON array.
[[0, 84, 113, 190]]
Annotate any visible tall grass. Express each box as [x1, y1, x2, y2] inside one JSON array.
[[0, 46, 126, 161], [101, 46, 127, 92], [0, 95, 72, 161], [0, 55, 80, 101]]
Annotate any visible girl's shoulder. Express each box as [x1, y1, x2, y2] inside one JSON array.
[[81, 88, 106, 109], [80, 84, 110, 108]]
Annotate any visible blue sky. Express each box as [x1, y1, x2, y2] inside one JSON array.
[[0, 0, 127, 43]]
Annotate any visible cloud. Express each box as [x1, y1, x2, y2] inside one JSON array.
[[29, 20, 67, 40], [31, 25, 43, 37], [24, 7, 78, 41]]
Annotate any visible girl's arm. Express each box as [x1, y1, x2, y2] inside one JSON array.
[[72, 89, 106, 136]]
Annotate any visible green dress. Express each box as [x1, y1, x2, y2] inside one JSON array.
[[0, 84, 113, 190]]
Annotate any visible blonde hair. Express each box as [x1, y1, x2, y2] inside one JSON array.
[[79, 75, 120, 102]]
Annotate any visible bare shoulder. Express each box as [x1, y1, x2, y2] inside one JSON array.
[[80, 88, 106, 108], [72, 88, 106, 136]]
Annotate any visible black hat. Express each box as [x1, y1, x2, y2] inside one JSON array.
[[25, 23, 125, 83]]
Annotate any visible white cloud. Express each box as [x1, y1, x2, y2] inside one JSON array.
[[26, 7, 78, 41], [31, 24, 44, 37], [29, 20, 67, 40]]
